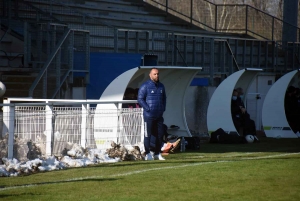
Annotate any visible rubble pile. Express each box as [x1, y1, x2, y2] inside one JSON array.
[[106, 141, 143, 161], [0, 135, 145, 177]]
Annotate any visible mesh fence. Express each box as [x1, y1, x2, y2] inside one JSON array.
[[145, 0, 299, 42], [14, 106, 46, 142], [0, 104, 143, 158]]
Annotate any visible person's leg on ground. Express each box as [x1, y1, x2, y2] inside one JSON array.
[[149, 119, 158, 152], [154, 116, 165, 160], [144, 116, 154, 160]]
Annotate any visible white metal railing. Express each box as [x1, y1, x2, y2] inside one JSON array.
[[1, 98, 143, 159]]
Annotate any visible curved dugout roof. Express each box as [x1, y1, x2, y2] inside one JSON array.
[[207, 68, 263, 135], [95, 66, 202, 146], [262, 69, 300, 138]]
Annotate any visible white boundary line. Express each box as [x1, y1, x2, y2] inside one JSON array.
[[0, 152, 299, 192]]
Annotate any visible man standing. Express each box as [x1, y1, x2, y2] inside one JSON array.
[[138, 68, 166, 160]]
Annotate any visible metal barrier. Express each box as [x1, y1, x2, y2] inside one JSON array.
[[1, 98, 143, 159], [145, 0, 300, 42], [1, 0, 300, 75]]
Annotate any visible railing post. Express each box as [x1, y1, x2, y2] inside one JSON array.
[[85, 32, 90, 84], [45, 103, 53, 156], [7, 105, 15, 159], [2, 99, 9, 137], [166, 0, 168, 14], [164, 32, 168, 65], [171, 33, 175, 65], [81, 104, 88, 148], [114, 28, 118, 52], [192, 36, 196, 66], [68, 30, 74, 85], [24, 21, 29, 68], [220, 41, 225, 75], [245, 5, 248, 35], [190, 0, 193, 24], [55, 48, 61, 98], [215, 5, 217, 32], [117, 103, 122, 144], [272, 17, 274, 41], [210, 38, 215, 85]]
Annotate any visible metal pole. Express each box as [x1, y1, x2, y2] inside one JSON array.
[[45, 103, 53, 156], [245, 5, 248, 35], [215, 5, 217, 32], [190, 0, 193, 24], [166, 0, 168, 15], [81, 104, 88, 148], [7, 105, 15, 159], [210, 38, 215, 86]]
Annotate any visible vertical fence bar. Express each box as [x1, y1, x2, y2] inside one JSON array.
[[164, 32, 168, 65], [264, 41, 268, 69], [215, 5, 217, 32], [210, 38, 215, 85], [201, 37, 205, 67], [117, 103, 122, 143], [190, 0, 193, 24], [136, 32, 139, 53], [23, 22, 28, 67], [2, 99, 9, 137], [220, 41, 225, 75], [171, 33, 175, 65], [245, 5, 248, 35], [125, 31, 129, 53], [85, 32, 90, 84], [166, 0, 168, 15], [250, 40, 253, 67], [68, 30, 74, 85], [81, 104, 87, 148], [184, 36, 187, 65], [192, 36, 196, 66], [272, 18, 274, 41], [45, 103, 53, 156], [56, 48, 61, 98], [7, 105, 15, 159], [243, 40, 246, 67], [258, 41, 261, 68]]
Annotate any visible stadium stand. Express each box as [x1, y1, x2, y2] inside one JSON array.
[[0, 0, 300, 99]]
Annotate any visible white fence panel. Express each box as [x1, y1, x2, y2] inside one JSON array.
[[1, 99, 143, 159]]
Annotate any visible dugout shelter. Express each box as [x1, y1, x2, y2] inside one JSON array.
[[207, 68, 263, 135], [94, 66, 202, 148], [262, 69, 300, 138]]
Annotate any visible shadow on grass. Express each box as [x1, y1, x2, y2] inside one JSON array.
[[0, 192, 38, 199], [0, 177, 118, 193], [197, 137, 300, 153], [76, 137, 300, 169]]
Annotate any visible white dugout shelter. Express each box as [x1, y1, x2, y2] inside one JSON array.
[[262, 69, 300, 138], [207, 68, 263, 135], [94, 66, 202, 148]]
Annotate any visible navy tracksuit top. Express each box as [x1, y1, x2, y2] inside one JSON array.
[[138, 79, 166, 118]]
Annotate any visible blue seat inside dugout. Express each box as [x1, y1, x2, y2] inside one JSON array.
[[94, 66, 202, 148], [262, 69, 300, 138], [207, 68, 263, 135]]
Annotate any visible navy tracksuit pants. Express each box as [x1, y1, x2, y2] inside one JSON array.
[[143, 116, 164, 155]]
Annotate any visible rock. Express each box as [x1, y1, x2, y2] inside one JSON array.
[[106, 141, 141, 161], [27, 141, 42, 160], [34, 134, 47, 156], [0, 134, 8, 162], [128, 146, 143, 161]]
